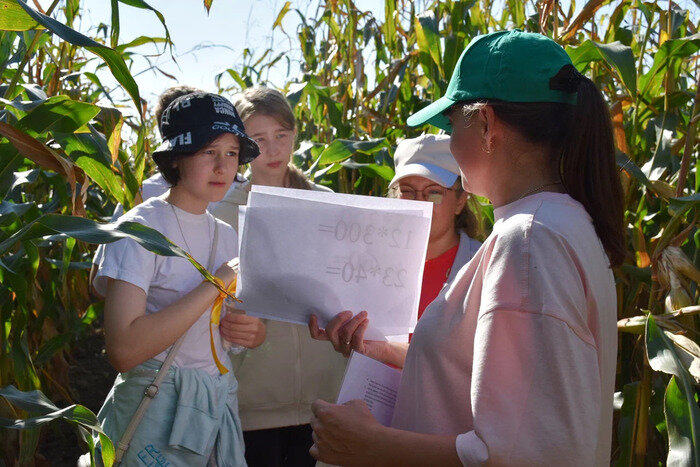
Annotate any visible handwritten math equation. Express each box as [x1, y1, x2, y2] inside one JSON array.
[[325, 257, 407, 287], [317, 220, 416, 287], [318, 220, 415, 249]]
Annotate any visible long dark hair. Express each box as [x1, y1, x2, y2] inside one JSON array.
[[458, 65, 626, 266]]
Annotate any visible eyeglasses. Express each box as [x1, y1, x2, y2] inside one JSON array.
[[398, 185, 451, 204]]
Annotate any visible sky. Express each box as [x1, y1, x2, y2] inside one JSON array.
[[74, 0, 385, 108], [37, 0, 699, 115]]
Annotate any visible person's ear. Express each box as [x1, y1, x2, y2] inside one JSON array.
[[478, 105, 498, 154]]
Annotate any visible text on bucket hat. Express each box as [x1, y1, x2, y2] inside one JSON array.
[[407, 30, 577, 132], [152, 92, 260, 165], [390, 134, 460, 188]]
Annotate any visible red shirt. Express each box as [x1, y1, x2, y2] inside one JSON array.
[[409, 244, 459, 341]]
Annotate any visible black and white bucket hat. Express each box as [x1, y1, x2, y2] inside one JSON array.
[[152, 92, 260, 165]]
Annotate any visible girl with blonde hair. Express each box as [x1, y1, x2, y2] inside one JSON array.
[[213, 86, 346, 467]]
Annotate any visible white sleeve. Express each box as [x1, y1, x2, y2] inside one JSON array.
[[455, 308, 601, 466], [93, 216, 156, 297], [91, 203, 126, 269]]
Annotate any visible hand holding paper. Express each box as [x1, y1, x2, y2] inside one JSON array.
[[335, 351, 402, 426], [237, 186, 432, 339], [308, 311, 407, 367], [310, 398, 383, 465]]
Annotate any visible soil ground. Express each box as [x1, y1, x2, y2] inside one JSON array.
[[36, 327, 116, 466]]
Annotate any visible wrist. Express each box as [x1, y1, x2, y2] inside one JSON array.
[[201, 277, 225, 296], [368, 424, 394, 466], [371, 341, 396, 366]]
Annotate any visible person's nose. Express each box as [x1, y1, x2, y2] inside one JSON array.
[[270, 139, 284, 158], [213, 153, 226, 173], [256, 140, 270, 158]]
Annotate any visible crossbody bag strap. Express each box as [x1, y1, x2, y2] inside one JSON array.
[[114, 218, 221, 465]]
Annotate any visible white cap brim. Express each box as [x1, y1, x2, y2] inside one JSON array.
[[389, 162, 459, 188]]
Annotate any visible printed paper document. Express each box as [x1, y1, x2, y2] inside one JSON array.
[[336, 351, 402, 426]]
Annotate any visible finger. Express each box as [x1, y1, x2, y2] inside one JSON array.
[[222, 331, 257, 341], [309, 428, 333, 455], [225, 308, 248, 317], [309, 443, 321, 461], [220, 321, 259, 333], [325, 311, 353, 347], [220, 312, 248, 326], [220, 313, 235, 325], [309, 315, 329, 341], [351, 318, 370, 353], [311, 399, 333, 417], [221, 320, 257, 331], [338, 311, 368, 346], [346, 398, 370, 410], [309, 414, 320, 430], [221, 328, 257, 342], [222, 314, 256, 325]]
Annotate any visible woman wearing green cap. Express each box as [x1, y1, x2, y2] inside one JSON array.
[[309, 30, 624, 466]]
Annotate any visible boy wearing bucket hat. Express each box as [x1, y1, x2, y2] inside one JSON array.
[[309, 30, 623, 467], [92, 92, 263, 466]]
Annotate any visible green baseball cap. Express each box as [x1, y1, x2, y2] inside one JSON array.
[[407, 30, 577, 132]]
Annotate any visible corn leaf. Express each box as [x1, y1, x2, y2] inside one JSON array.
[[117, 0, 171, 51], [17, 95, 100, 135], [0, 385, 115, 467], [615, 381, 640, 467], [646, 315, 700, 467], [273, 1, 291, 31], [317, 139, 388, 166], [567, 40, 636, 96], [0, 214, 229, 294], [415, 10, 443, 77], [665, 376, 697, 467], [639, 34, 700, 97], [0, 0, 41, 31], [15, 1, 143, 119]]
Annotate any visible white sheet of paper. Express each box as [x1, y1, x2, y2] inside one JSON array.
[[237, 187, 432, 338], [336, 351, 402, 427], [250, 185, 433, 218], [238, 206, 246, 252]]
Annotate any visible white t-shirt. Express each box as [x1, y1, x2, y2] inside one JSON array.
[[93, 196, 239, 376], [141, 172, 170, 200], [93, 173, 247, 268], [392, 192, 617, 466]]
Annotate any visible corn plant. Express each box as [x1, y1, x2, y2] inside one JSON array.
[[0, 0, 698, 465], [220, 1, 700, 464], [0, 0, 210, 464]]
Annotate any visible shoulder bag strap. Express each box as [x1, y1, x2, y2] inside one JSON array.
[[114, 219, 220, 465]]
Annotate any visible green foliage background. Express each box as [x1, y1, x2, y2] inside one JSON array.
[[0, 0, 698, 465]]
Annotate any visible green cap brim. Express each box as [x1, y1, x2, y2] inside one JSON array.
[[406, 96, 456, 132]]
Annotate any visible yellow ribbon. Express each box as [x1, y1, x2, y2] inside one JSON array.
[[209, 275, 239, 375]]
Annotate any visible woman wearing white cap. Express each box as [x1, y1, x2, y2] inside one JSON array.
[[307, 30, 623, 466], [309, 134, 481, 366]]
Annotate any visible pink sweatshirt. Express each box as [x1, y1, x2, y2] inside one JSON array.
[[392, 192, 617, 466]]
